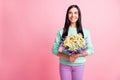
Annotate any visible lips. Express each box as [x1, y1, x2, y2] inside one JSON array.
[[70, 17, 77, 21]]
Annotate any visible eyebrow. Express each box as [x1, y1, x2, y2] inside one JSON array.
[[69, 11, 78, 13]]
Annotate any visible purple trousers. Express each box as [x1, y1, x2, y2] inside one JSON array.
[[59, 63, 84, 80]]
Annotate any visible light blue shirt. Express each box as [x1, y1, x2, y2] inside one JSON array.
[[52, 27, 94, 66]]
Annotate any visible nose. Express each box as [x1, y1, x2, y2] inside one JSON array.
[[72, 13, 75, 17]]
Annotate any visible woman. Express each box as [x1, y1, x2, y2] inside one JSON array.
[[52, 5, 94, 80]]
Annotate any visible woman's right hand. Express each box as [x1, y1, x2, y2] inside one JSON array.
[[68, 54, 80, 62], [69, 55, 76, 62], [57, 51, 78, 62]]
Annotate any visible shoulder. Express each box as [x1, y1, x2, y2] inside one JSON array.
[[57, 28, 63, 35], [83, 27, 90, 34], [82, 28, 91, 38]]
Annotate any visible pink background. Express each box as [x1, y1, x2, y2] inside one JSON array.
[[0, 0, 120, 80]]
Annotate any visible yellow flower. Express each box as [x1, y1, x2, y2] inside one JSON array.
[[63, 33, 86, 51]]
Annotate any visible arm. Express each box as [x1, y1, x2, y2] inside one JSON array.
[[57, 51, 69, 60], [52, 29, 62, 55], [77, 51, 88, 57], [85, 30, 94, 56], [57, 51, 76, 62], [71, 51, 88, 59]]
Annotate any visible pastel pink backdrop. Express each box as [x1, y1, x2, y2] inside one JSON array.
[[0, 0, 120, 80]]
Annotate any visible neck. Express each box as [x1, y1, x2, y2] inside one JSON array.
[[70, 22, 76, 27]]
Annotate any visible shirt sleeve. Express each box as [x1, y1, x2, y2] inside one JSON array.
[[85, 30, 94, 56], [52, 29, 62, 55]]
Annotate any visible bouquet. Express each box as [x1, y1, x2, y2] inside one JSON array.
[[61, 33, 87, 55]]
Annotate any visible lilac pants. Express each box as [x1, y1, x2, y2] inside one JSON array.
[[59, 63, 84, 80]]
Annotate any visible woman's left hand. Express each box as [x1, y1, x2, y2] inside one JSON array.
[[71, 51, 88, 59], [71, 54, 80, 59]]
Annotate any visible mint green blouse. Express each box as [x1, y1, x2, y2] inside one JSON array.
[[52, 27, 94, 66]]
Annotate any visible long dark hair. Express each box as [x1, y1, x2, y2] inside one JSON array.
[[62, 5, 84, 40]]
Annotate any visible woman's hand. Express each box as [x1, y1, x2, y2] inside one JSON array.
[[57, 51, 88, 62], [68, 51, 88, 62], [72, 51, 88, 58], [69, 55, 76, 62], [68, 54, 79, 62], [71, 54, 80, 58]]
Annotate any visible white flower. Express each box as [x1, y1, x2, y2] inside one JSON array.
[[63, 33, 86, 51]]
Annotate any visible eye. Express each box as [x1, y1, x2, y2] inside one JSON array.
[[68, 11, 72, 14], [74, 12, 78, 14]]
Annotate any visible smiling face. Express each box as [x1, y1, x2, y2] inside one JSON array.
[[68, 7, 79, 24]]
